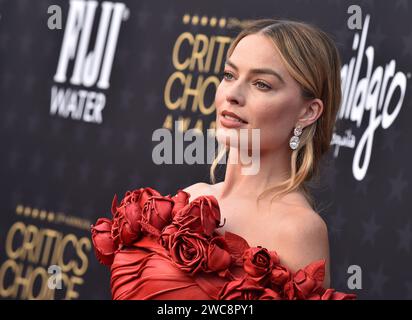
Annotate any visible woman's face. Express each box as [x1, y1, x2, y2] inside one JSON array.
[[215, 33, 311, 153]]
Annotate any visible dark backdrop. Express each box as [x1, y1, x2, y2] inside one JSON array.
[[0, 0, 411, 299]]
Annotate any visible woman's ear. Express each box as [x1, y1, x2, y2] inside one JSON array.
[[297, 98, 324, 128]]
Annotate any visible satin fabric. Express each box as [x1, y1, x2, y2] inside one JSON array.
[[111, 234, 231, 299], [91, 187, 357, 300]]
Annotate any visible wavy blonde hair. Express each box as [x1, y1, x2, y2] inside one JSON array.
[[210, 18, 342, 209]]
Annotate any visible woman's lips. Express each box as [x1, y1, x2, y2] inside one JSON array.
[[219, 114, 248, 128]]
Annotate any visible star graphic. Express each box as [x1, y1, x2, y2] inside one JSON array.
[[163, 54, 174, 73], [17, 0, 29, 13], [3, 109, 17, 130], [144, 90, 161, 112], [44, 41, 57, 58], [27, 114, 40, 133], [326, 0, 342, 7], [19, 33, 33, 55], [11, 190, 23, 205], [387, 170, 408, 203], [79, 161, 91, 183], [369, 26, 387, 48], [405, 281, 412, 300], [81, 202, 96, 219], [127, 171, 142, 189], [368, 265, 389, 298], [29, 152, 44, 175], [34, 194, 46, 209], [120, 88, 135, 110], [154, 176, 170, 194], [334, 27, 352, 48], [396, 0, 409, 10], [139, 47, 155, 72], [326, 206, 346, 240], [123, 128, 139, 150], [117, 48, 132, 66], [53, 157, 67, 180], [161, 8, 177, 32], [402, 29, 412, 58], [8, 149, 20, 170], [354, 173, 373, 196], [361, 213, 381, 246], [58, 197, 72, 214], [50, 120, 64, 137], [0, 33, 10, 51], [98, 126, 113, 146], [360, 0, 375, 9], [380, 127, 401, 153], [74, 125, 88, 143], [323, 161, 339, 191], [23, 74, 37, 94], [295, 0, 313, 6], [1, 71, 15, 90], [135, 7, 151, 30], [103, 167, 116, 188], [397, 220, 412, 252]]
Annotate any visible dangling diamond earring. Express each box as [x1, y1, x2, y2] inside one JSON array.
[[289, 124, 303, 150]]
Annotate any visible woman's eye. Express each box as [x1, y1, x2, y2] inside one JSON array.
[[255, 81, 271, 90], [222, 71, 233, 80], [222, 72, 271, 91]]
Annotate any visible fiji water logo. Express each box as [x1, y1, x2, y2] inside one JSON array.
[[333, 14, 408, 181], [50, 0, 129, 124]]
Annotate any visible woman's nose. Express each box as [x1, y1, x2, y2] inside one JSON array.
[[225, 86, 245, 106]]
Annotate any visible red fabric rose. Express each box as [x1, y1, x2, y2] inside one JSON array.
[[283, 260, 326, 300], [91, 218, 116, 266], [160, 223, 179, 249], [218, 276, 282, 300], [111, 202, 143, 246], [173, 195, 221, 236], [171, 190, 190, 218], [206, 236, 232, 273], [243, 246, 278, 284], [270, 263, 292, 289], [168, 227, 209, 275], [118, 187, 160, 209], [141, 195, 174, 234], [321, 288, 357, 300], [259, 288, 283, 300], [92, 186, 358, 300], [111, 187, 159, 247], [223, 231, 251, 266]]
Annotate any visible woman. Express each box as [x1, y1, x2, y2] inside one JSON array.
[[91, 18, 356, 300]]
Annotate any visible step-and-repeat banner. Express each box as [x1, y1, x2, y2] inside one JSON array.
[[0, 0, 411, 299]]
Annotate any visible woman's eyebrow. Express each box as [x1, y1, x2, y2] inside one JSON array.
[[224, 59, 285, 84]]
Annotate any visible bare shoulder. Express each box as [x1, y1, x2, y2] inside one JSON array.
[[277, 207, 328, 241], [271, 190, 328, 237], [273, 206, 331, 287], [183, 182, 219, 202]]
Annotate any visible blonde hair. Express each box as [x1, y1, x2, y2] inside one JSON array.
[[210, 18, 342, 209]]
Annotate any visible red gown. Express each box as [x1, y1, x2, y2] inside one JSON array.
[[91, 187, 356, 300]]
